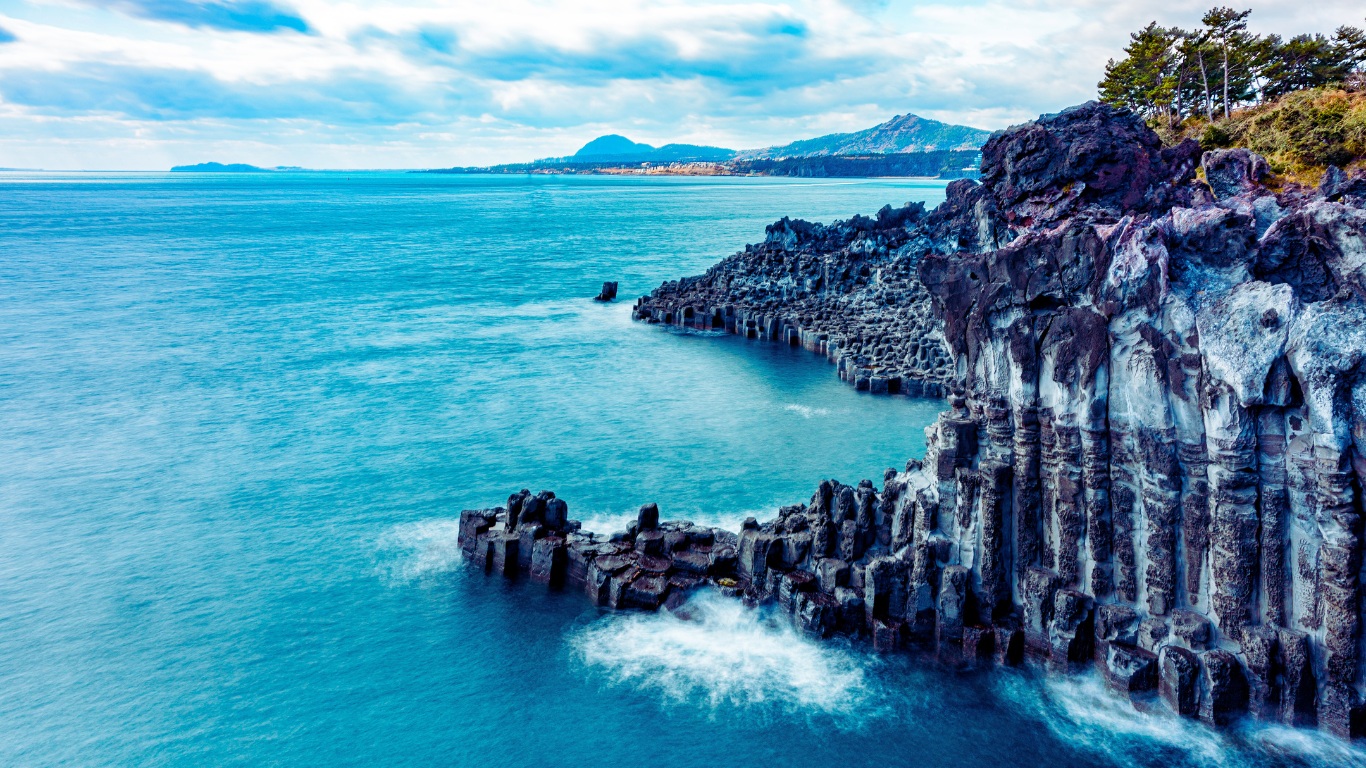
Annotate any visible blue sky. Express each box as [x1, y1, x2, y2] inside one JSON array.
[[0, 0, 1361, 169]]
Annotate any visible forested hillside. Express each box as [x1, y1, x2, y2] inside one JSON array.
[[1098, 7, 1366, 180]]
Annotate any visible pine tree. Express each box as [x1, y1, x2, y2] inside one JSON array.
[[1169, 31, 1203, 126], [1201, 7, 1253, 119], [1192, 32, 1216, 120], [1098, 23, 1179, 120], [1334, 23, 1366, 71], [1261, 34, 1354, 99], [1098, 13, 1366, 122]]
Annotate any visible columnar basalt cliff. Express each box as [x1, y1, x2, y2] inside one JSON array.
[[461, 103, 1366, 738], [631, 200, 956, 396]]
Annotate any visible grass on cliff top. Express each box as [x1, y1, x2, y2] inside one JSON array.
[[1155, 86, 1366, 186]]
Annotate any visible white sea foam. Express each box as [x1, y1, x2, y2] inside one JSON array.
[[571, 510, 638, 538], [783, 403, 831, 419], [1003, 671, 1366, 768], [661, 325, 727, 338], [569, 590, 874, 718], [1235, 721, 1366, 767], [1024, 673, 1228, 767], [375, 519, 465, 583]]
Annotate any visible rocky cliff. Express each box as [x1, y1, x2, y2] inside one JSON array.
[[460, 102, 1366, 739], [630, 200, 957, 397]]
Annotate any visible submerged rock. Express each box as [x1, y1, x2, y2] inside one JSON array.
[[467, 101, 1366, 741]]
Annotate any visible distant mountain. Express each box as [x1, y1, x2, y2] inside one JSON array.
[[425, 113, 992, 177], [171, 162, 270, 172], [573, 135, 657, 158], [738, 114, 992, 160], [567, 135, 736, 163]]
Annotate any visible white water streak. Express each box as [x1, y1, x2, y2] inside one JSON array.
[[375, 519, 465, 583], [783, 403, 831, 419], [570, 590, 873, 717], [1012, 672, 1366, 768]]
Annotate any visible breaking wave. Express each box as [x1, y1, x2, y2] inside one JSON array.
[[570, 509, 638, 538], [569, 590, 876, 721], [1231, 721, 1366, 767], [660, 325, 727, 338], [1001, 671, 1366, 768], [1021, 673, 1226, 767], [374, 519, 465, 584]]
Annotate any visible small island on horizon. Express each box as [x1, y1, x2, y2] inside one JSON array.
[[170, 162, 306, 173]]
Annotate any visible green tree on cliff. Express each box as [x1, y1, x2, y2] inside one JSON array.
[[1188, 30, 1218, 120], [1099, 23, 1179, 121], [1260, 33, 1354, 99], [1100, 10, 1366, 123], [1334, 23, 1366, 73], [1201, 7, 1253, 119]]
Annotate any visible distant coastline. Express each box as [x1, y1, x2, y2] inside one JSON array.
[[171, 113, 991, 179], [419, 150, 983, 180], [170, 162, 305, 173], [420, 112, 990, 180]]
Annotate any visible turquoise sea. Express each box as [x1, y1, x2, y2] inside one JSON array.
[[0, 172, 1359, 767]]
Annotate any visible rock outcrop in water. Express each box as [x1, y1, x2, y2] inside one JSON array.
[[594, 281, 618, 302], [463, 102, 1366, 739], [461, 492, 741, 610], [630, 200, 955, 396]]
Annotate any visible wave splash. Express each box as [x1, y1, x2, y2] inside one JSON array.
[[1232, 721, 1366, 768], [1004, 672, 1366, 768], [375, 519, 465, 584], [569, 590, 875, 720]]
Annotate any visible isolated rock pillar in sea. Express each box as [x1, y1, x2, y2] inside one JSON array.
[[594, 281, 618, 301]]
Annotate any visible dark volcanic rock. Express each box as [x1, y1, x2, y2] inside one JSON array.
[[630, 199, 955, 397], [465, 101, 1366, 741], [594, 281, 618, 302], [980, 101, 1201, 225], [1203, 148, 1270, 201]]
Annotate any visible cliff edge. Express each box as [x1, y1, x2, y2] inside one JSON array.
[[462, 102, 1366, 738]]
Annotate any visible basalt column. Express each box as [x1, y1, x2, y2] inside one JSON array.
[[532, 101, 1366, 738]]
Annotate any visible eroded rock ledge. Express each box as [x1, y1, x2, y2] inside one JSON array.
[[630, 196, 957, 396], [461, 102, 1366, 738]]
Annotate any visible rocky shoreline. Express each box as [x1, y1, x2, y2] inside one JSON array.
[[631, 200, 956, 397], [460, 102, 1366, 739]]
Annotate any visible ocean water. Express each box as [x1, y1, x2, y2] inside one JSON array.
[[0, 172, 1359, 767]]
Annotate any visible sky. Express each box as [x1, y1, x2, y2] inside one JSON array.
[[0, 1, 1361, 169]]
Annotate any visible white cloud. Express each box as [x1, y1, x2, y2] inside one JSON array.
[[0, 0, 1361, 169]]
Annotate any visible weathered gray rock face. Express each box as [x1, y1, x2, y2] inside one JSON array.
[[467, 102, 1366, 739], [631, 200, 955, 396], [909, 103, 1366, 738]]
